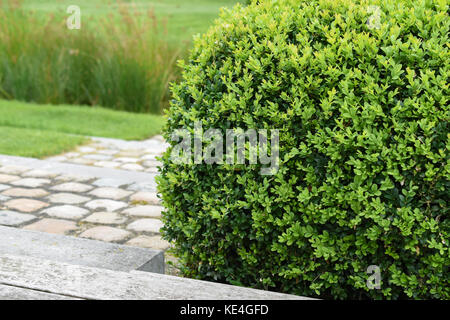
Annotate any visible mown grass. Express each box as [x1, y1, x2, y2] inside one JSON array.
[[0, 99, 166, 140], [0, 0, 241, 113], [0, 126, 87, 158]]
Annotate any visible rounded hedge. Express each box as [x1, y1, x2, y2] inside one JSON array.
[[158, 0, 449, 299]]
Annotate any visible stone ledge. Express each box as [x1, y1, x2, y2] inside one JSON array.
[[0, 226, 164, 274]]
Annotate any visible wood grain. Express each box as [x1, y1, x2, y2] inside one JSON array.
[[0, 254, 309, 300]]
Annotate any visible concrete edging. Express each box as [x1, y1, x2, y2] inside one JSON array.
[[0, 154, 158, 183]]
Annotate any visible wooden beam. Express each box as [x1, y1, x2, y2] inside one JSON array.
[[0, 284, 79, 300], [0, 254, 309, 300]]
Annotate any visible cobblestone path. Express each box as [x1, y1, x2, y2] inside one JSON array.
[[0, 135, 179, 273], [46, 136, 169, 173]]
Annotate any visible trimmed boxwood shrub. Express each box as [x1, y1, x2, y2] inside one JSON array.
[[158, 0, 449, 299]]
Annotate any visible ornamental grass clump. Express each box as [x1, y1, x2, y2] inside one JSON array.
[[158, 0, 449, 299], [0, 1, 183, 113]]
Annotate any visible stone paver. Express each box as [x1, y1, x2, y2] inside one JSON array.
[[127, 181, 157, 192], [22, 169, 57, 178], [2, 188, 49, 198], [88, 187, 132, 200], [121, 164, 145, 171], [11, 178, 51, 188], [23, 218, 78, 235], [78, 146, 96, 153], [68, 158, 94, 165], [94, 161, 120, 169], [126, 235, 170, 250], [142, 160, 162, 167], [115, 157, 140, 163], [55, 174, 93, 182], [0, 135, 174, 271], [4, 198, 49, 213], [80, 226, 131, 242], [82, 212, 127, 225], [44, 136, 168, 173], [130, 192, 160, 204], [85, 199, 128, 212], [83, 154, 112, 161], [97, 149, 119, 156], [127, 219, 163, 233], [116, 150, 143, 157], [122, 205, 162, 218], [0, 184, 11, 192], [51, 182, 94, 193], [0, 174, 20, 183], [48, 193, 91, 204], [0, 210, 36, 226], [92, 178, 129, 188], [42, 205, 89, 220], [0, 165, 30, 175]]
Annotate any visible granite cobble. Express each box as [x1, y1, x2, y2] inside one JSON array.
[[0, 163, 166, 243], [0, 135, 177, 274]]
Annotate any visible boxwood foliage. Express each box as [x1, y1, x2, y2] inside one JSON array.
[[158, 0, 449, 299]]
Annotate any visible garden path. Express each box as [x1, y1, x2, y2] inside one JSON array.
[[0, 135, 178, 273]]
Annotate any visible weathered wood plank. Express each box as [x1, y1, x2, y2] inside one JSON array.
[[0, 226, 164, 274], [0, 254, 310, 300], [0, 284, 80, 300]]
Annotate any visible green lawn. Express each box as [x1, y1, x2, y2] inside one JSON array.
[[18, 0, 243, 43], [0, 99, 166, 158], [0, 0, 236, 157], [0, 126, 87, 159]]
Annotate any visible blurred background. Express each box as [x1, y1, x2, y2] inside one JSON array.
[[0, 0, 242, 158], [0, 0, 242, 114]]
